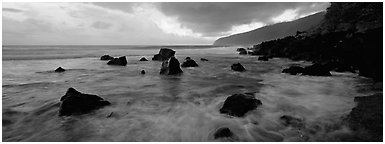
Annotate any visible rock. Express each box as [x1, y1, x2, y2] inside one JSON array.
[[214, 127, 233, 139], [107, 56, 127, 66], [280, 115, 304, 127], [160, 56, 183, 75], [185, 57, 191, 60], [258, 56, 269, 61], [181, 59, 199, 67], [282, 66, 304, 75], [239, 49, 248, 55], [219, 93, 262, 117], [231, 63, 246, 72], [345, 93, 383, 141], [152, 48, 176, 61], [236, 48, 246, 52], [59, 88, 111, 116], [139, 57, 148, 61], [302, 63, 332, 76], [100, 55, 114, 60], [200, 58, 209, 61], [141, 70, 145, 74], [55, 67, 66, 72]]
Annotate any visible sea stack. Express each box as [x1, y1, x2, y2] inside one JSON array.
[[152, 48, 176, 61], [160, 56, 183, 75]]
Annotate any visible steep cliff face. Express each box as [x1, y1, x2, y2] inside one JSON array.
[[213, 12, 325, 46]]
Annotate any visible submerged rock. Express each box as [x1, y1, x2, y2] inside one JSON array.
[[107, 56, 127, 66], [59, 88, 111, 116], [258, 56, 269, 61], [282, 66, 304, 75], [302, 63, 332, 76], [55, 67, 66, 72], [152, 48, 176, 61], [181, 59, 199, 67], [280, 115, 304, 127], [100, 55, 114, 60], [200, 58, 209, 61], [231, 63, 246, 72], [214, 127, 233, 139], [160, 56, 183, 75], [345, 93, 383, 141], [139, 57, 148, 61], [219, 93, 262, 117]]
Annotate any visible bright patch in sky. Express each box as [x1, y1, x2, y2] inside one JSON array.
[[226, 22, 265, 35], [271, 9, 299, 23]]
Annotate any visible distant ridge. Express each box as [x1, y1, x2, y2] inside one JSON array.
[[213, 12, 325, 47]]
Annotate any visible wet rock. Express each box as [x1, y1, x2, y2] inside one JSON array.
[[107, 56, 127, 66], [152, 48, 176, 61], [55, 67, 66, 72], [302, 63, 332, 76], [231, 63, 246, 72], [160, 56, 183, 75], [345, 93, 383, 141], [214, 127, 233, 139], [185, 57, 191, 60], [141, 70, 145, 74], [181, 59, 199, 67], [258, 56, 269, 61], [139, 57, 148, 61], [100, 55, 114, 60], [201, 58, 209, 61], [282, 66, 304, 75], [59, 87, 111, 116], [280, 115, 304, 127], [219, 93, 262, 117]]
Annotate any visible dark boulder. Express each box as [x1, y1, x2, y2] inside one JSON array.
[[258, 56, 269, 61], [345, 93, 383, 141], [219, 93, 262, 117], [185, 57, 191, 60], [214, 127, 233, 139], [302, 63, 332, 76], [282, 66, 304, 75], [200, 58, 209, 61], [152, 48, 176, 61], [181, 59, 199, 67], [139, 57, 148, 61], [141, 70, 145, 74], [107, 56, 127, 66], [239, 49, 248, 55], [231, 63, 246, 72], [160, 57, 183, 75], [236, 48, 246, 52], [59, 88, 111, 116], [100, 55, 114, 60], [279, 115, 304, 127], [55, 67, 66, 72]]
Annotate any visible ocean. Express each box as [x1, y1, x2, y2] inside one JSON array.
[[2, 45, 380, 141]]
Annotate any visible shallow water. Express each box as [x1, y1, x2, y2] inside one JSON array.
[[2, 45, 380, 141]]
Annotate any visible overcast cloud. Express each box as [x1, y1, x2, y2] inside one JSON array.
[[2, 2, 330, 45]]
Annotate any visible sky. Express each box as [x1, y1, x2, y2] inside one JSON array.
[[2, 2, 330, 45]]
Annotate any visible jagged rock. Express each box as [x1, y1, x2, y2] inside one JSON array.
[[160, 57, 183, 75], [152, 48, 176, 61], [282, 66, 305, 75], [302, 63, 332, 76], [141, 70, 145, 74], [107, 56, 127, 66], [200, 58, 209, 61], [55, 67, 66, 72], [100, 55, 114, 60], [280, 115, 304, 127], [181, 59, 199, 67], [59, 88, 111, 116], [258, 56, 269, 61], [231, 63, 246, 72], [219, 93, 262, 117], [214, 127, 233, 139], [139, 57, 148, 61], [345, 93, 383, 141]]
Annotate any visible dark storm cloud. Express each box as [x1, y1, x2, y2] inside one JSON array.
[[157, 2, 330, 36], [3, 8, 24, 13]]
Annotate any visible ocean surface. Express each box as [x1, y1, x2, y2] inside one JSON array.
[[2, 45, 381, 141]]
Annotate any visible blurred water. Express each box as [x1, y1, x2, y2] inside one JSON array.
[[2, 45, 380, 141]]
